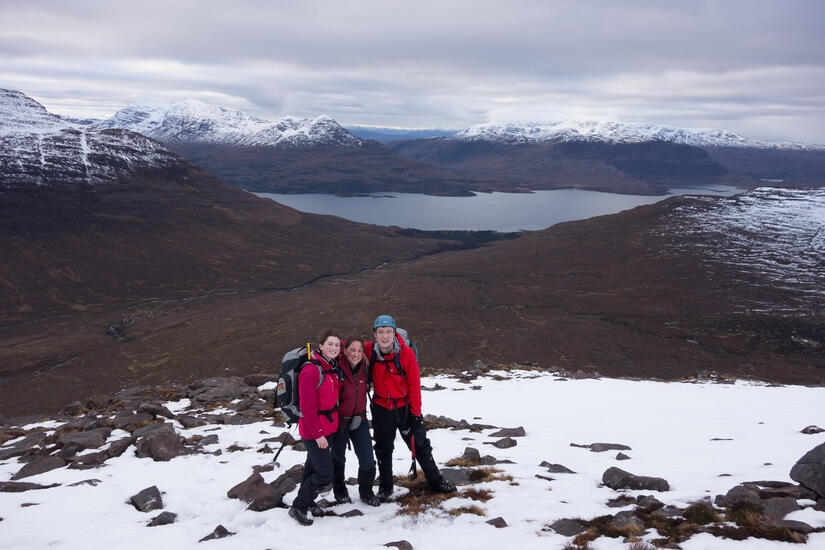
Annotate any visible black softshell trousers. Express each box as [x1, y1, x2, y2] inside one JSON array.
[[371, 402, 443, 490]]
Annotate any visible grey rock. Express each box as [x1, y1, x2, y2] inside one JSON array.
[[790, 442, 825, 498], [0, 481, 60, 492], [69, 451, 108, 467], [488, 437, 517, 449], [148, 511, 177, 526], [189, 377, 254, 403], [602, 467, 670, 492], [652, 505, 685, 518], [219, 414, 257, 425], [244, 374, 274, 387], [616, 452, 631, 460], [0, 431, 48, 461], [61, 401, 87, 416], [11, 456, 67, 480], [69, 479, 102, 487], [489, 427, 526, 438], [178, 415, 206, 429], [801, 425, 824, 435], [199, 524, 235, 542], [549, 518, 587, 536], [135, 431, 190, 462], [58, 428, 111, 451], [384, 541, 413, 550], [340, 509, 364, 517], [138, 403, 176, 419], [637, 495, 665, 512], [539, 462, 575, 474], [612, 510, 645, 530], [486, 516, 508, 528], [462, 447, 481, 462], [106, 436, 136, 458], [720, 484, 761, 508], [761, 496, 800, 520], [130, 485, 163, 512], [607, 495, 637, 508], [590, 443, 632, 453], [439, 468, 472, 486], [227, 472, 282, 512], [200, 434, 219, 446], [113, 411, 154, 430], [132, 422, 175, 439]]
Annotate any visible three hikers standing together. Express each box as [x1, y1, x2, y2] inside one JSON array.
[[288, 315, 456, 526]]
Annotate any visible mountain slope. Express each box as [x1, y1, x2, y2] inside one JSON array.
[[99, 101, 475, 196]]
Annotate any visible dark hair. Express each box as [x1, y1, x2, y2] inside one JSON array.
[[344, 336, 365, 349], [318, 330, 341, 347]]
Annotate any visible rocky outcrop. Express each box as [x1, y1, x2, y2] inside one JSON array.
[[602, 467, 669, 491], [129, 486, 163, 512], [790, 442, 825, 498]]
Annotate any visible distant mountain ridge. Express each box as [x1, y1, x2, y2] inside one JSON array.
[[346, 125, 458, 143], [0, 89, 182, 188], [454, 120, 825, 151], [98, 101, 362, 148]]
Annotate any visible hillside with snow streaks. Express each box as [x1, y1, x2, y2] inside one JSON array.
[[98, 101, 363, 148], [661, 187, 825, 312], [455, 120, 825, 150], [0, 89, 179, 187]]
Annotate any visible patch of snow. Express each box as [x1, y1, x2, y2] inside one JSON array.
[[2, 371, 824, 549]]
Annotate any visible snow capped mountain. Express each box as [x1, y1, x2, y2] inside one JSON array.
[[0, 89, 181, 187], [454, 120, 825, 150], [99, 100, 362, 148]]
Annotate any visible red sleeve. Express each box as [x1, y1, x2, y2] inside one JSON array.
[[298, 363, 323, 438], [403, 347, 423, 416]]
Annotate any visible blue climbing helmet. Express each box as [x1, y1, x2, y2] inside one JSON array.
[[373, 314, 397, 330]]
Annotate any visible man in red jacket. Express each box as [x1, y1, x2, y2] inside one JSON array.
[[365, 314, 457, 501]]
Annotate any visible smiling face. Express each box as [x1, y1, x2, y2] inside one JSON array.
[[345, 340, 364, 366], [374, 326, 395, 352], [319, 335, 341, 361]]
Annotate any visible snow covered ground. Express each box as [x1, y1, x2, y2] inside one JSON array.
[[2, 371, 824, 549]]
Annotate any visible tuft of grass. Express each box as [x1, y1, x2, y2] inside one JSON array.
[[394, 478, 456, 516], [448, 505, 486, 517], [462, 488, 494, 502], [445, 457, 481, 467], [726, 502, 763, 527], [707, 523, 807, 544], [225, 444, 249, 453], [683, 502, 720, 525], [468, 467, 513, 483]]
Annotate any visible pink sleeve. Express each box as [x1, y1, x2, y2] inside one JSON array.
[[299, 363, 323, 438]]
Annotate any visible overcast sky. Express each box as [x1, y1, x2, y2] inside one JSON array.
[[2, 0, 824, 143]]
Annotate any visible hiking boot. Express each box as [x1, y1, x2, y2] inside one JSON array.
[[289, 507, 313, 526], [361, 493, 381, 507], [333, 488, 352, 504], [430, 478, 457, 493], [377, 486, 393, 502]]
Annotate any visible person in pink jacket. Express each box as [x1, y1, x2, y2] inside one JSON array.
[[289, 331, 342, 526]]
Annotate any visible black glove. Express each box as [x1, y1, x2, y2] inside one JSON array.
[[409, 415, 424, 432]]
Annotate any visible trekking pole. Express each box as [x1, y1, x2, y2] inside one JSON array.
[[272, 424, 297, 466], [408, 433, 417, 480]]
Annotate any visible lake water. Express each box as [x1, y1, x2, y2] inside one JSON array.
[[257, 185, 741, 232]]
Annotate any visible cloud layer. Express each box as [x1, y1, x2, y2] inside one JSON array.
[[2, 0, 824, 143]]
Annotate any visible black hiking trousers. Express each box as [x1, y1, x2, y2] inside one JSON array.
[[371, 402, 443, 490]]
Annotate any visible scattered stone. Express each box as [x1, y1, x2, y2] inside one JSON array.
[[130, 486, 163, 512], [227, 472, 284, 511], [106, 436, 136, 458], [602, 467, 670, 492], [113, 411, 154, 430], [199, 524, 235, 542], [716, 483, 760, 508], [0, 481, 60, 492], [138, 403, 176, 419], [189, 377, 254, 403], [135, 428, 191, 462], [439, 468, 472, 486], [462, 447, 481, 462], [69, 450, 108, 468], [549, 518, 587, 536], [200, 434, 219, 446], [801, 425, 824, 435], [652, 505, 685, 518], [58, 428, 111, 451], [384, 541, 413, 550], [540, 462, 575, 474], [489, 427, 525, 438], [0, 432, 49, 461], [636, 495, 665, 512], [535, 474, 554, 482], [220, 414, 258, 426], [487, 437, 517, 449], [178, 415, 207, 429], [11, 456, 67, 480], [340, 509, 364, 517], [148, 511, 177, 526], [69, 479, 102, 487], [133, 422, 175, 438], [790, 442, 825, 498], [486, 516, 507, 528], [257, 444, 274, 454], [260, 432, 296, 446], [252, 464, 275, 474], [616, 452, 631, 460], [571, 442, 632, 452], [612, 510, 645, 530], [607, 495, 637, 508]]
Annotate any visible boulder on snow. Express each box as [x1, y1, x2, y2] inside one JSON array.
[[11, 456, 67, 480], [602, 467, 669, 492], [801, 425, 824, 435], [199, 525, 235, 542], [572, 442, 632, 453], [57, 428, 111, 451], [548, 518, 587, 536], [227, 472, 283, 511], [113, 411, 154, 430], [439, 468, 473, 486], [486, 437, 517, 449], [138, 403, 176, 419], [461, 447, 481, 462], [790, 442, 825, 498], [488, 427, 526, 438], [384, 541, 413, 550], [762, 519, 814, 534], [539, 461, 576, 474], [611, 510, 645, 531], [129, 485, 163, 512], [0, 481, 60, 492], [486, 517, 508, 528], [761, 496, 800, 520], [135, 424, 190, 462], [716, 483, 761, 508], [148, 511, 177, 526]]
